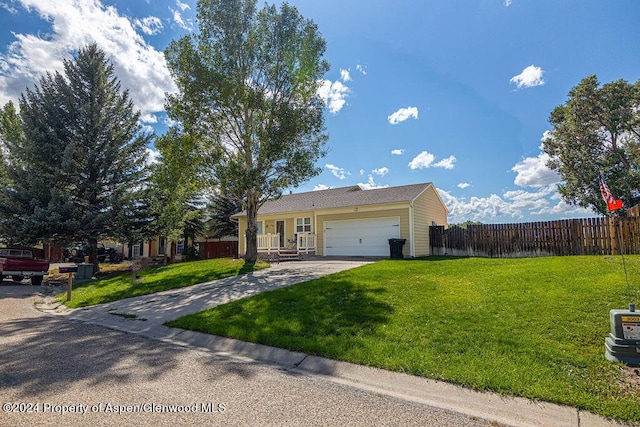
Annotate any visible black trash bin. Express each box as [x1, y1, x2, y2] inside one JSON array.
[[388, 238, 406, 259]]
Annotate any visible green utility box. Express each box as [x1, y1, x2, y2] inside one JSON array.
[[605, 309, 640, 366], [75, 263, 94, 282]]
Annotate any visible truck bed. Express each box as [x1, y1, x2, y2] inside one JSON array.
[[0, 257, 50, 274], [0, 248, 50, 285]]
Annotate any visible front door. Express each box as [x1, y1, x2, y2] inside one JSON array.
[[276, 220, 285, 248]]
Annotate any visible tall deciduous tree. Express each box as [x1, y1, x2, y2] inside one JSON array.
[[165, 0, 329, 265], [149, 128, 210, 263], [543, 75, 640, 215], [0, 44, 151, 269]]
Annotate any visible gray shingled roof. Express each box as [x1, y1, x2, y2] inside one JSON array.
[[233, 182, 433, 216]]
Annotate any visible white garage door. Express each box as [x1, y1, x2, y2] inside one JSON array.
[[324, 217, 400, 256]]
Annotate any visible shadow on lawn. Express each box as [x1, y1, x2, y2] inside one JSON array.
[[172, 277, 395, 360]]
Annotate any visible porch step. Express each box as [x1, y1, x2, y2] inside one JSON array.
[[257, 251, 302, 262], [278, 251, 303, 261]]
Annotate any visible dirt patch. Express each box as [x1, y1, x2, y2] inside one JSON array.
[[45, 262, 131, 283], [620, 366, 640, 394]]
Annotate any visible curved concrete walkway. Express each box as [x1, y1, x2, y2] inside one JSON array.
[[41, 259, 628, 427]]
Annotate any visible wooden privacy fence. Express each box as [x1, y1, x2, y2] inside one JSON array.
[[429, 217, 640, 258], [199, 240, 238, 259]]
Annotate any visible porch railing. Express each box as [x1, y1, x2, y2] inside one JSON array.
[[256, 233, 280, 254], [254, 233, 316, 254], [296, 232, 316, 254]]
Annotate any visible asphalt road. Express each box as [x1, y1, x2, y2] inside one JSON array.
[[0, 283, 494, 427]]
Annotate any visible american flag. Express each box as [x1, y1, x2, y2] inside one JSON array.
[[599, 173, 623, 212]]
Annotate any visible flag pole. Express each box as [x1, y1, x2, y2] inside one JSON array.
[[613, 213, 633, 310], [600, 171, 635, 311]]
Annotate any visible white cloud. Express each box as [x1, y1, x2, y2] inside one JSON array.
[[437, 186, 593, 224], [512, 151, 560, 187], [0, 0, 177, 124], [438, 189, 522, 223], [356, 64, 367, 75], [170, 0, 193, 31], [388, 106, 418, 125], [434, 155, 456, 170], [391, 149, 405, 155], [317, 79, 350, 114], [372, 167, 389, 176], [408, 151, 456, 170], [325, 164, 349, 180], [510, 65, 545, 89], [408, 151, 435, 169], [175, 0, 190, 11], [140, 113, 158, 124], [340, 68, 351, 82], [145, 147, 161, 166], [457, 182, 471, 189], [134, 16, 163, 35], [512, 133, 561, 188], [313, 184, 331, 191], [503, 185, 557, 212], [504, 0, 513, 6], [358, 175, 388, 190], [0, 2, 18, 13]]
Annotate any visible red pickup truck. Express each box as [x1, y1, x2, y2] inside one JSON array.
[[0, 248, 50, 286]]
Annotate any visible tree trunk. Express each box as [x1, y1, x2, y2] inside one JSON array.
[[87, 237, 99, 274], [244, 192, 259, 266], [170, 241, 176, 263]]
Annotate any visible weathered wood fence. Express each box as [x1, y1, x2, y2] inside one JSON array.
[[429, 217, 640, 257]]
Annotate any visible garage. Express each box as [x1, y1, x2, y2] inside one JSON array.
[[324, 217, 400, 256]]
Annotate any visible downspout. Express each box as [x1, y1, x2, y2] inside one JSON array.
[[409, 201, 415, 258], [314, 211, 319, 256]]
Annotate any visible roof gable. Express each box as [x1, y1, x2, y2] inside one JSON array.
[[233, 182, 435, 216]]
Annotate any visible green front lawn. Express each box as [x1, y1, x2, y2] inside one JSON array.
[[166, 256, 640, 423], [59, 258, 268, 308]]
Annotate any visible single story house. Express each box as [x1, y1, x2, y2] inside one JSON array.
[[125, 232, 238, 261], [232, 182, 448, 258]]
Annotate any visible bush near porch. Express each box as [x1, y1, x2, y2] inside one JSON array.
[[167, 256, 640, 423]]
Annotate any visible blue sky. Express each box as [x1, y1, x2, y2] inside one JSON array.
[[1, 0, 639, 223]]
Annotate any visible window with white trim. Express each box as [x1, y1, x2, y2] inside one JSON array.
[[257, 221, 264, 234], [296, 217, 312, 233]]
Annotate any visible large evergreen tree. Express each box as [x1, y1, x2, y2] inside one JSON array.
[[207, 194, 242, 238], [0, 44, 151, 269], [543, 75, 640, 215], [165, 0, 329, 265], [0, 104, 13, 190]]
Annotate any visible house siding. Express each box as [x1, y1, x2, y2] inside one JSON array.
[[317, 207, 409, 256], [412, 185, 448, 257], [238, 217, 247, 255]]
